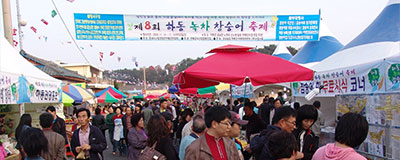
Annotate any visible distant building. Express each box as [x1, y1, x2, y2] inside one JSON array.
[[20, 50, 90, 83], [58, 62, 112, 93]]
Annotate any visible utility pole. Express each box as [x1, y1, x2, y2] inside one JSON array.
[[2, 0, 13, 45], [16, 0, 23, 50], [143, 67, 147, 93]]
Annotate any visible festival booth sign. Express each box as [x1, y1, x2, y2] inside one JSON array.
[[0, 72, 19, 104], [292, 60, 387, 97], [17, 76, 62, 104], [232, 82, 254, 98]]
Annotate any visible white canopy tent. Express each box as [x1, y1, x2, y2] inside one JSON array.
[[0, 36, 62, 105]]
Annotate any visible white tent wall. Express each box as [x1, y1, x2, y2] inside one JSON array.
[[294, 96, 336, 127]]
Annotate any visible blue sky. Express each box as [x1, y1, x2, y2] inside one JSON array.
[[0, 0, 389, 70]]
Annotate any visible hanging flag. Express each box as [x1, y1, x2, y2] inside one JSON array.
[[89, 44, 93, 47], [80, 46, 84, 50], [118, 57, 121, 62], [135, 61, 138, 67], [99, 52, 104, 58], [171, 65, 176, 71], [66, 0, 75, 3], [51, 10, 57, 18], [110, 51, 115, 56], [44, 36, 48, 42], [67, 41, 72, 44], [99, 57, 103, 62], [12, 29, 17, 36], [30, 26, 37, 33], [41, 19, 49, 25], [13, 40, 18, 47], [150, 66, 155, 70]]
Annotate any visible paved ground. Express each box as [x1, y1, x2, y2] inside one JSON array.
[[103, 130, 128, 160]]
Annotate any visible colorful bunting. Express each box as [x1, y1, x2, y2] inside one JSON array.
[[67, 41, 72, 44], [66, 0, 75, 3], [89, 44, 93, 47], [117, 57, 121, 62], [110, 51, 115, 56], [135, 61, 139, 67], [13, 40, 18, 47], [12, 29, 17, 36], [99, 52, 104, 62], [41, 19, 48, 25], [30, 26, 37, 33], [51, 10, 57, 18]]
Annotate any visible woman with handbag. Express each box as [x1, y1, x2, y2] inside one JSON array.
[[145, 114, 179, 160], [127, 113, 147, 160]]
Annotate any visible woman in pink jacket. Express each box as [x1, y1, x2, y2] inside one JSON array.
[[312, 112, 369, 160]]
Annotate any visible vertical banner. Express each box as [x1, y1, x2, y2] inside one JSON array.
[[0, 72, 19, 104], [292, 61, 386, 97], [74, 13, 320, 41], [18, 76, 62, 103], [232, 82, 254, 98]]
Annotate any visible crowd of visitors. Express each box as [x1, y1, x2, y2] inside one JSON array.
[[14, 96, 369, 160]]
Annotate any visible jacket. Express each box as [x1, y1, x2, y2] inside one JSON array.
[[153, 136, 179, 160], [184, 134, 240, 160], [40, 129, 65, 160], [293, 128, 318, 160], [250, 125, 281, 160], [92, 114, 106, 131], [127, 127, 147, 160], [243, 113, 266, 141], [312, 143, 366, 160], [70, 125, 107, 160], [105, 113, 115, 131], [52, 116, 68, 144], [259, 103, 273, 125]]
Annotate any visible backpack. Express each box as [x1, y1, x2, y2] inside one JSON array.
[[139, 142, 166, 160]]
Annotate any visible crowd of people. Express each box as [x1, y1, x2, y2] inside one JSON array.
[[14, 95, 370, 160]]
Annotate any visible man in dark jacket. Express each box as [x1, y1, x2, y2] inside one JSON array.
[[92, 108, 106, 136], [250, 106, 300, 160], [46, 106, 68, 145], [243, 103, 266, 141], [259, 97, 271, 125], [71, 108, 107, 160]]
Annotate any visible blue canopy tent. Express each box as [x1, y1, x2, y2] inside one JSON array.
[[290, 20, 343, 64], [272, 42, 293, 61]]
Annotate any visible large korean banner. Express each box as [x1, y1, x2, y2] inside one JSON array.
[[17, 76, 62, 104], [385, 58, 400, 92], [74, 13, 320, 41], [0, 72, 19, 104], [292, 62, 386, 97], [232, 83, 254, 98]]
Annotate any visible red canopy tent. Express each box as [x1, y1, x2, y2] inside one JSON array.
[[173, 45, 314, 88]]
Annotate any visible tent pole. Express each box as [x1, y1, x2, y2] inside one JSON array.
[[19, 103, 25, 116], [229, 85, 233, 111]]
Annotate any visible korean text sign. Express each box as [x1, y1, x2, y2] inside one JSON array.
[[292, 62, 386, 97], [74, 13, 320, 41]]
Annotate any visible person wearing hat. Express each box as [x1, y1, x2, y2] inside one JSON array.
[[229, 111, 248, 160]]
